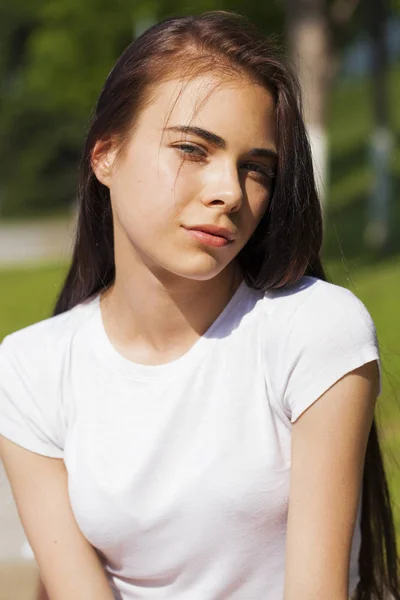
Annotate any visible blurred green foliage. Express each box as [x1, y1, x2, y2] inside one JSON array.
[[0, 0, 284, 217], [3, 0, 398, 218], [323, 63, 400, 270]]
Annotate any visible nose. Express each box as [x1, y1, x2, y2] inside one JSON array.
[[201, 161, 244, 213]]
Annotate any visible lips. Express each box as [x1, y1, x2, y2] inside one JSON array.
[[184, 228, 232, 247], [185, 225, 235, 241]]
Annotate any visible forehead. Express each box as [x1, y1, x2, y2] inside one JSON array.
[[138, 73, 276, 150]]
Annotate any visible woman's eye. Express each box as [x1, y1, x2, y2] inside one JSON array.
[[241, 162, 276, 180], [175, 143, 206, 159]]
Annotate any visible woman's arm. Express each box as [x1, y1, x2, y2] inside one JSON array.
[[283, 361, 379, 600], [0, 437, 115, 600]]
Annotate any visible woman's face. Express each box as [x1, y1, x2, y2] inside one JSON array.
[[95, 73, 277, 283]]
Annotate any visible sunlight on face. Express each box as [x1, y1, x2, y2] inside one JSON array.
[[108, 73, 277, 282]]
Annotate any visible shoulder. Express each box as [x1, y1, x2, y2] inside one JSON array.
[[261, 276, 377, 343], [263, 276, 369, 318], [0, 295, 99, 456], [259, 277, 380, 422]]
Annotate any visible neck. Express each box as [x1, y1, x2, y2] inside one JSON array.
[[99, 255, 243, 365]]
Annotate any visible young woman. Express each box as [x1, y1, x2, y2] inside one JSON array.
[[0, 11, 398, 600]]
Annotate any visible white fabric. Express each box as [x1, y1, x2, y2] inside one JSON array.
[[0, 276, 380, 599]]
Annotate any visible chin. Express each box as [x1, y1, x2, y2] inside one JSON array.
[[165, 259, 229, 282]]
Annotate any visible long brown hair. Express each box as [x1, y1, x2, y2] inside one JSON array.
[[53, 11, 399, 599]]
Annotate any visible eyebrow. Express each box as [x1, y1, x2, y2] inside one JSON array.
[[163, 125, 278, 160]]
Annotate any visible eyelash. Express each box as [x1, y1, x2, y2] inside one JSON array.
[[174, 143, 276, 180]]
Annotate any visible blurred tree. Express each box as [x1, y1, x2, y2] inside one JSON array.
[[0, 0, 139, 217], [285, 0, 332, 206], [364, 0, 392, 249], [157, 0, 283, 32], [0, 0, 44, 216], [284, 0, 368, 207]]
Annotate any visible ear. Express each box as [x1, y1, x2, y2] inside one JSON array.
[[91, 138, 118, 188]]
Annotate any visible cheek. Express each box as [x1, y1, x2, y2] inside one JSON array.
[[244, 179, 271, 221], [112, 157, 165, 212], [111, 152, 193, 233]]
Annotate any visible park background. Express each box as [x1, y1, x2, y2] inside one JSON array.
[[0, 1, 399, 599]]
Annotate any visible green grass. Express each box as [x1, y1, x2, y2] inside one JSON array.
[[0, 262, 69, 341], [331, 256, 400, 538]]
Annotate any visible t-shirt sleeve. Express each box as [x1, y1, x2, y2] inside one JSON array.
[[0, 334, 65, 458], [264, 281, 381, 424]]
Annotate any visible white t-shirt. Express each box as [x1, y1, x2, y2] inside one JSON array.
[[0, 276, 380, 599]]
